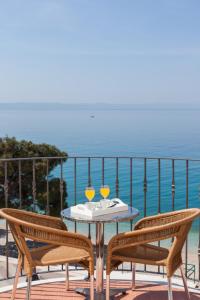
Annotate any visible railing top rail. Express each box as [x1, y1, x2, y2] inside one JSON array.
[[68, 156, 200, 161], [0, 155, 200, 162], [0, 156, 67, 162]]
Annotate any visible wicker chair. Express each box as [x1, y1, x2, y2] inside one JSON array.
[[0, 208, 94, 300], [106, 208, 200, 300]]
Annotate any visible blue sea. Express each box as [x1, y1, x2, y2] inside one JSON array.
[[1, 109, 200, 211], [0, 109, 200, 270], [1, 109, 200, 158]]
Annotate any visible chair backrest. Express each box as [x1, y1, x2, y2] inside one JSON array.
[[0, 208, 67, 267], [135, 208, 200, 276], [165, 208, 200, 275]]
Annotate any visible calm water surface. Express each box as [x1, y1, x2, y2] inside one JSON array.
[[0, 109, 200, 267], [0, 109, 200, 157]]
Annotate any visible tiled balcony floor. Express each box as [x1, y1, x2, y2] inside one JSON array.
[[1, 280, 200, 300]]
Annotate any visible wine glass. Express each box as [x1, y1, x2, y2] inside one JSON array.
[[100, 185, 110, 200], [85, 186, 95, 202]]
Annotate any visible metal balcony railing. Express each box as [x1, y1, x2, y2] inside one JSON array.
[[0, 156, 199, 283]]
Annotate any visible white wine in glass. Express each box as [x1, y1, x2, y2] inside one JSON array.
[[100, 185, 110, 199], [85, 186, 95, 202]]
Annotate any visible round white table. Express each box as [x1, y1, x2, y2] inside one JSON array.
[[61, 205, 139, 299]]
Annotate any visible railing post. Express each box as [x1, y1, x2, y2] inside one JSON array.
[[143, 158, 147, 217], [102, 157, 105, 186], [60, 159, 64, 211], [158, 158, 161, 274], [198, 218, 200, 286], [130, 158, 133, 229], [88, 158, 91, 239], [143, 158, 147, 272], [185, 160, 189, 277], [88, 157, 91, 187], [4, 161, 8, 208], [116, 157, 119, 234], [130, 158, 133, 272], [172, 159, 175, 211], [46, 159, 50, 215], [74, 158, 77, 233], [32, 159, 39, 279], [18, 160, 22, 209], [4, 161, 9, 279], [158, 158, 161, 214], [32, 159, 36, 212]]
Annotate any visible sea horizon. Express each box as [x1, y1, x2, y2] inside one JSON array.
[[0, 101, 200, 111]]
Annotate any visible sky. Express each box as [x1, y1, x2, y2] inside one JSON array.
[[0, 0, 200, 104]]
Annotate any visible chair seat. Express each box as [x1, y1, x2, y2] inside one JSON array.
[[112, 243, 169, 265], [30, 244, 90, 266]]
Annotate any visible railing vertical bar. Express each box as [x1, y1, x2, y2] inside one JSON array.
[[88, 158, 91, 239], [185, 160, 189, 277], [158, 158, 161, 273], [18, 160, 22, 209], [143, 158, 147, 272], [102, 157, 105, 186], [170, 159, 176, 274], [102, 157, 105, 270], [88, 157, 91, 187], [116, 157, 119, 234], [130, 158, 133, 272], [46, 159, 50, 273], [60, 159, 64, 271], [130, 158, 133, 229], [158, 159, 161, 214], [74, 158, 77, 233], [74, 158, 77, 270], [3, 162, 8, 208], [198, 162, 200, 283], [172, 159, 175, 211], [60, 159, 64, 212], [32, 160, 38, 276], [115, 157, 119, 270], [144, 158, 147, 217], [4, 161, 9, 279], [46, 159, 50, 215], [74, 157, 77, 270], [32, 160, 36, 212]]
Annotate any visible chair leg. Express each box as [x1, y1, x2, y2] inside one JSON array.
[[65, 263, 69, 291], [11, 257, 22, 300], [167, 277, 173, 300], [26, 276, 32, 300], [131, 263, 136, 290], [90, 274, 94, 300], [180, 265, 190, 300], [106, 274, 110, 300]]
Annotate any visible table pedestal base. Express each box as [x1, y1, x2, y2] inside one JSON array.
[[75, 288, 127, 299]]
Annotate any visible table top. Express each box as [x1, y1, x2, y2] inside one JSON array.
[[61, 205, 139, 224]]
